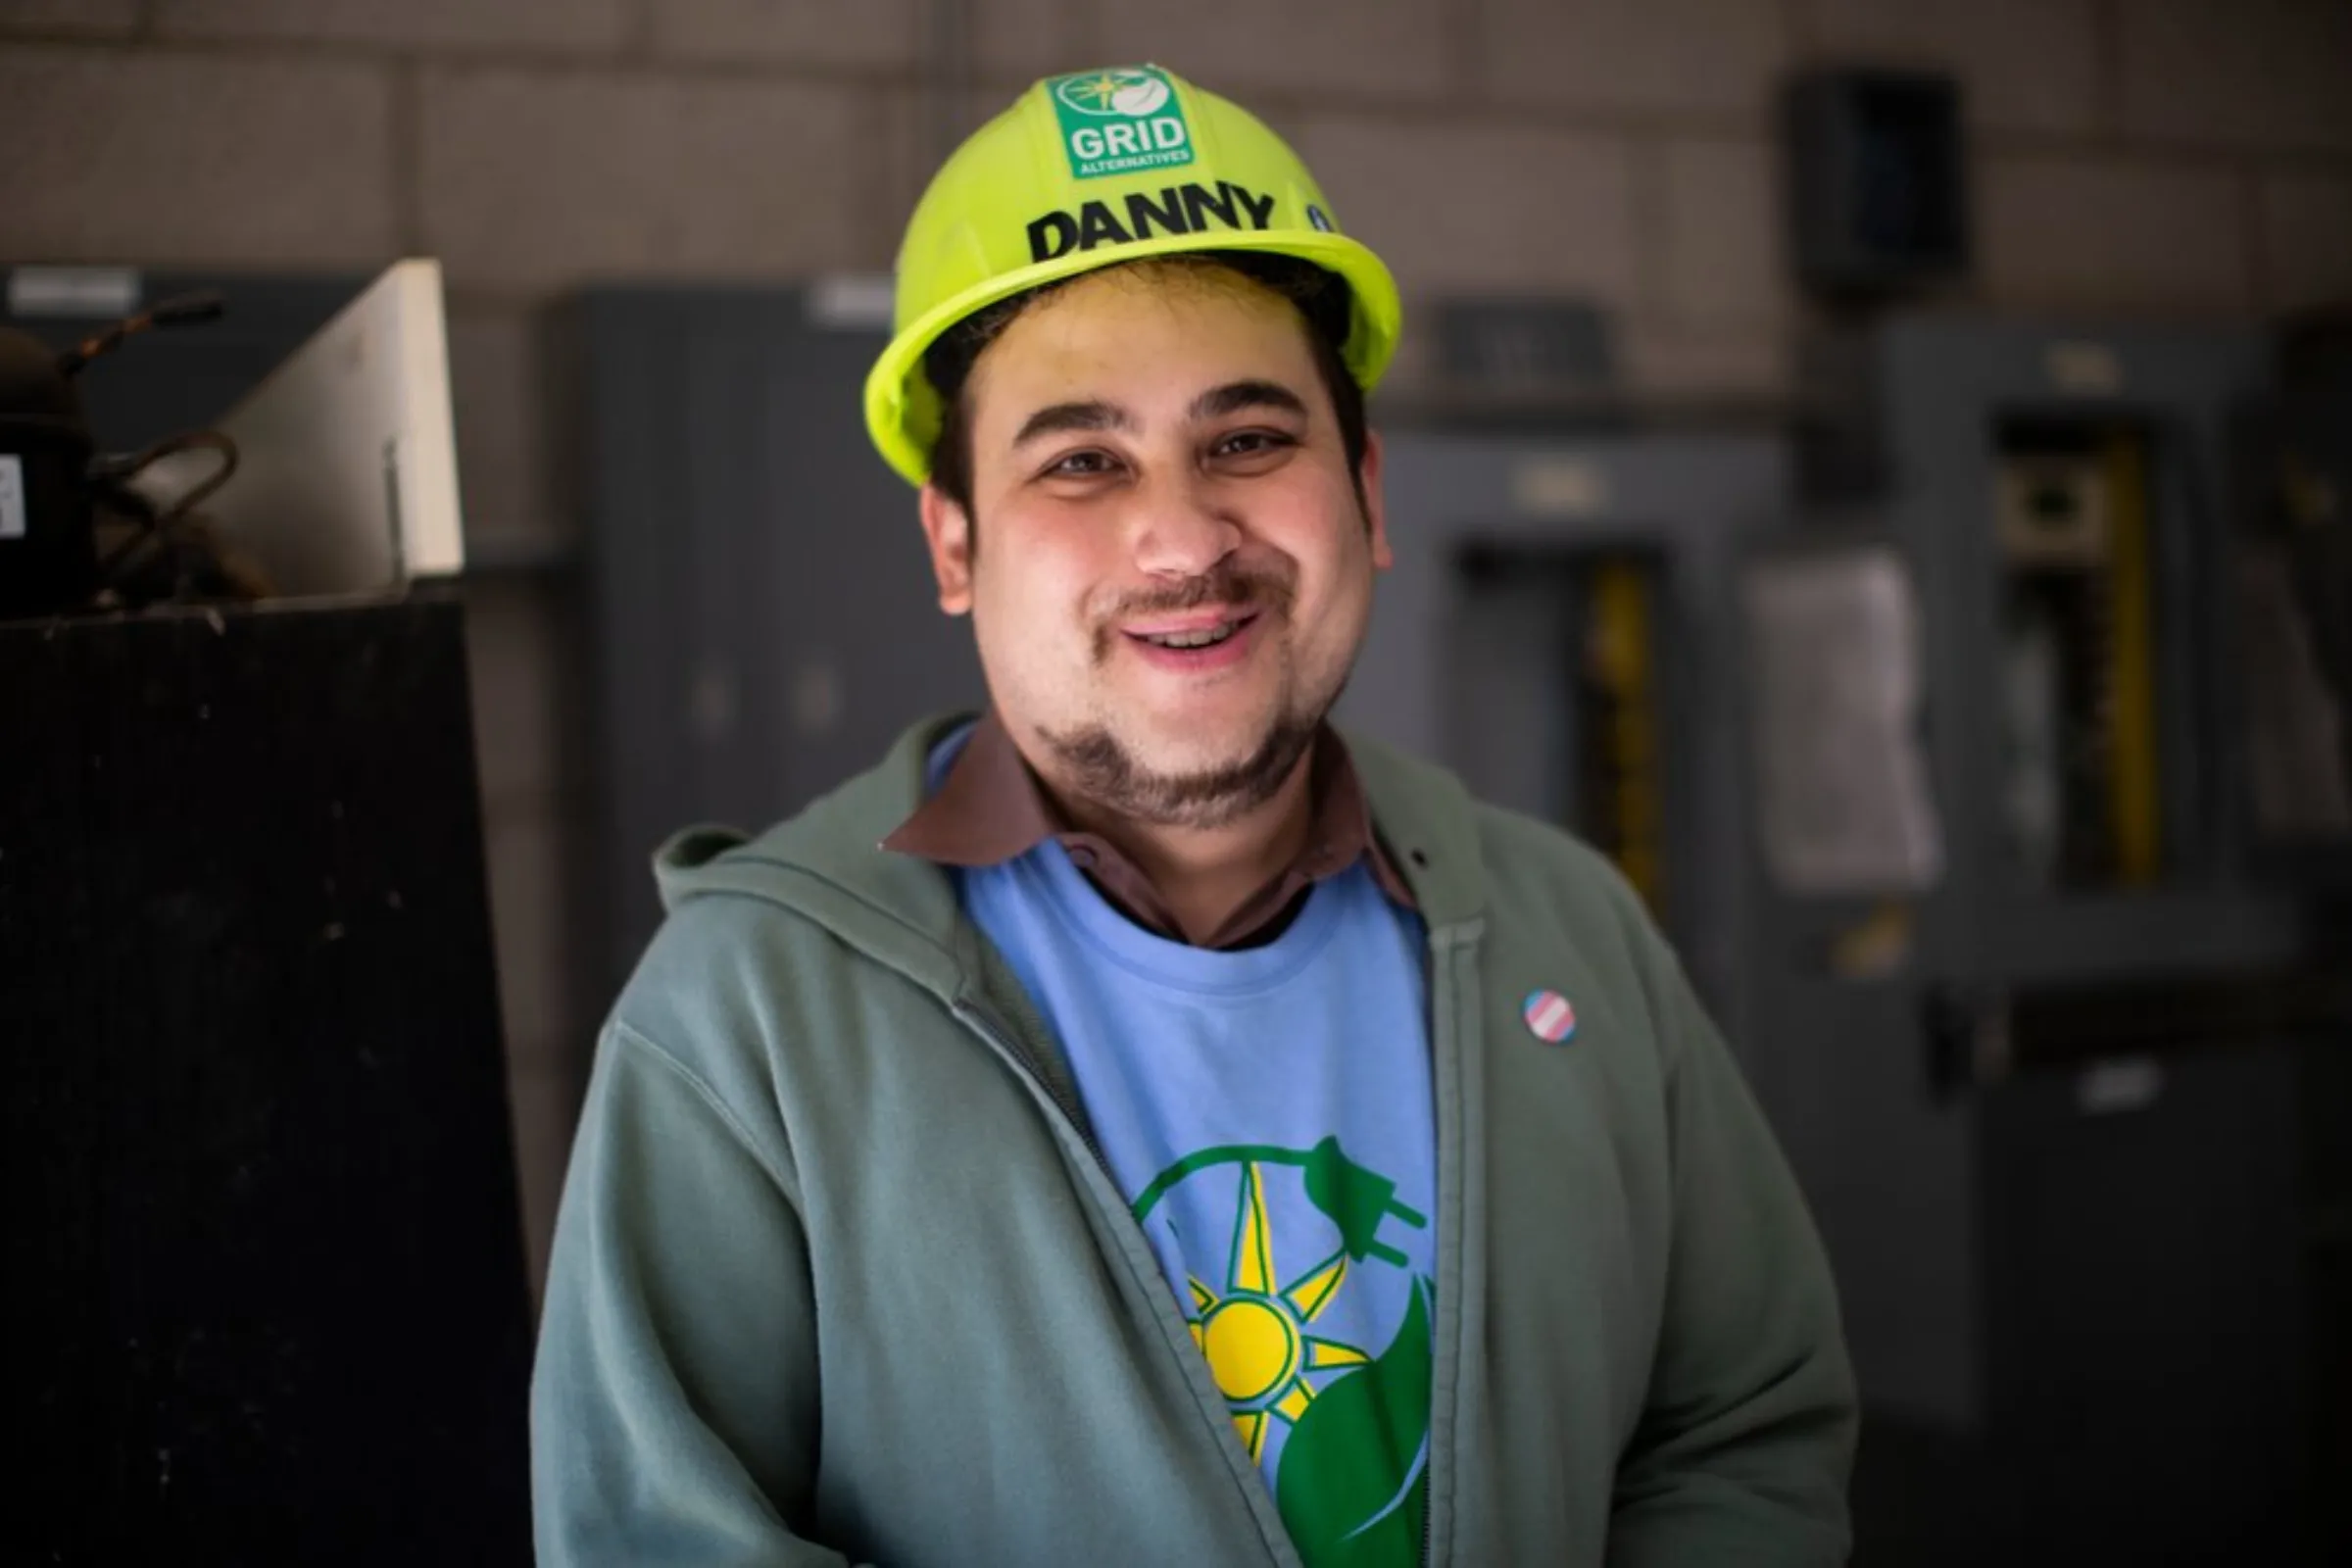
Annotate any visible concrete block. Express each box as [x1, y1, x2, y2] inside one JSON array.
[[1619, 318, 1790, 397], [484, 801, 579, 1070], [647, 0, 925, 70], [2117, 0, 2352, 152], [1654, 135, 1789, 325], [1242, 94, 1319, 155], [875, 82, 940, 261], [504, 1053, 585, 1301], [1478, 0, 1789, 119], [975, 0, 1095, 84], [1795, 0, 2100, 136], [1296, 116, 1639, 307], [1978, 152, 2250, 315], [1095, 0, 1450, 102], [462, 577, 565, 809], [0, 0, 139, 34], [2260, 171, 2352, 316], [151, 0, 629, 53], [0, 46, 395, 267], [417, 68, 888, 289], [447, 302, 561, 548]]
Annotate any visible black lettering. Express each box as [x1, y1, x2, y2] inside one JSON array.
[[1027, 211, 1078, 264], [1180, 180, 1238, 233], [1229, 182, 1275, 231], [1125, 186, 1189, 240], [1078, 200, 1133, 250]]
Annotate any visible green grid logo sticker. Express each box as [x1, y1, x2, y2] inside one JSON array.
[[1049, 67, 1196, 181]]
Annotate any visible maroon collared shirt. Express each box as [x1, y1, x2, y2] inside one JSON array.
[[883, 711, 1416, 950]]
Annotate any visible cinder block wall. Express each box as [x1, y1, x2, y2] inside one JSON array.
[[6, 0, 2350, 1291]]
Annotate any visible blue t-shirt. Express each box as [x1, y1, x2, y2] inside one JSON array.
[[959, 786, 1436, 1568]]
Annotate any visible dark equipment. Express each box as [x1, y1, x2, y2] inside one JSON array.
[[1784, 67, 1972, 298], [1780, 317, 2348, 1566], [2275, 309, 2352, 796], [0, 290, 229, 619], [1, 597, 535, 1564]]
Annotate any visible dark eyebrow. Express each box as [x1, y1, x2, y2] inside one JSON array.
[[1189, 379, 1309, 422], [1012, 400, 1135, 448]]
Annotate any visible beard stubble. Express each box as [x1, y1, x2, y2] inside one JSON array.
[[1036, 559, 1332, 830]]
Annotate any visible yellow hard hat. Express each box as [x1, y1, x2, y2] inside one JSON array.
[[863, 64, 1403, 486]]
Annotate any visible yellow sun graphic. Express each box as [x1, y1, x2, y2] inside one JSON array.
[[1071, 73, 1128, 109], [1185, 1162, 1373, 1461]]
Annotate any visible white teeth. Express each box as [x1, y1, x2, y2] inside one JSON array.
[[1144, 622, 1238, 650]]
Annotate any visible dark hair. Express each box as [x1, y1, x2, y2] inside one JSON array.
[[920, 252, 1369, 520]]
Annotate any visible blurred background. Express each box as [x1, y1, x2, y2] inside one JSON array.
[[3, 1, 2349, 1563]]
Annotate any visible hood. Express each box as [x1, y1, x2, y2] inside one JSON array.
[[653, 713, 980, 1004]]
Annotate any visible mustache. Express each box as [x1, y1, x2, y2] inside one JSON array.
[[1092, 563, 1296, 664], [1096, 560, 1297, 623]]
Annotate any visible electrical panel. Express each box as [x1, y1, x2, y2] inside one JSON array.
[[1345, 428, 1788, 1054], [1776, 317, 2345, 1565]]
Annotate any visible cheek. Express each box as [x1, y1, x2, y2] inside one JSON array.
[[969, 512, 1108, 629], [1263, 488, 1375, 596]]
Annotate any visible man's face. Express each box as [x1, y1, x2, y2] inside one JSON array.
[[918, 264, 1390, 829]]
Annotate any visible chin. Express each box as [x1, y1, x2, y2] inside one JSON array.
[[1096, 737, 1231, 788], [1122, 708, 1276, 769], [1038, 701, 1320, 830]]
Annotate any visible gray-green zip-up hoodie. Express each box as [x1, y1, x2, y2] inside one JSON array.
[[532, 715, 1856, 1566]]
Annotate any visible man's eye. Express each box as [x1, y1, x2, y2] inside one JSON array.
[[1212, 430, 1295, 459], [1046, 450, 1119, 478]]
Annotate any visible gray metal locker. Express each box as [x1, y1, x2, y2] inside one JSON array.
[[567, 284, 986, 999]]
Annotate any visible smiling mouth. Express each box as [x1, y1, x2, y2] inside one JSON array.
[[1133, 615, 1251, 650], [1138, 620, 1250, 649]]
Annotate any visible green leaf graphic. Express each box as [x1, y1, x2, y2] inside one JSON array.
[[1275, 1279, 1433, 1568]]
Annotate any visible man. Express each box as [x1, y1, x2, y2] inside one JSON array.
[[533, 64, 1855, 1567]]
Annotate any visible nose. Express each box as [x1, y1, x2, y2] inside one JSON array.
[[1130, 472, 1242, 580]]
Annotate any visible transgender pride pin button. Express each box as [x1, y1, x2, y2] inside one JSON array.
[[1523, 989, 1578, 1044]]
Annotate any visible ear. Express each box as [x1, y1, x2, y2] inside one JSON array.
[[1360, 429, 1393, 572], [918, 483, 975, 614]]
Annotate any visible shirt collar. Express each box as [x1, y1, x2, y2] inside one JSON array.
[[882, 710, 1417, 949]]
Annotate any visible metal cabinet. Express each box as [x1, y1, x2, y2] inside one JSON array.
[[1345, 426, 1788, 1051], [1779, 318, 2344, 1564], [566, 284, 985, 998], [2, 599, 534, 1564]]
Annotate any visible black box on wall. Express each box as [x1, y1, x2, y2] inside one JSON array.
[[1785, 67, 1972, 296]]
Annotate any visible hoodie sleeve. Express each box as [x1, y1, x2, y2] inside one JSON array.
[[531, 1018, 870, 1567], [1605, 933, 1859, 1568]]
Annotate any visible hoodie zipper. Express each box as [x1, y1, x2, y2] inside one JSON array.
[[950, 995, 1299, 1568], [1412, 926, 1478, 1568], [1419, 939, 1444, 1568]]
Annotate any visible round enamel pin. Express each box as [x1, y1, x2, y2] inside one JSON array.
[[1523, 989, 1578, 1043]]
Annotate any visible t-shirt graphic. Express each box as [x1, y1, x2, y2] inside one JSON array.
[[1135, 1136, 1432, 1565]]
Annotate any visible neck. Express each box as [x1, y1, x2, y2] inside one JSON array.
[[1045, 749, 1318, 945]]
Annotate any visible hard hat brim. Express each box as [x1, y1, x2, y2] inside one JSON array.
[[862, 227, 1402, 488]]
